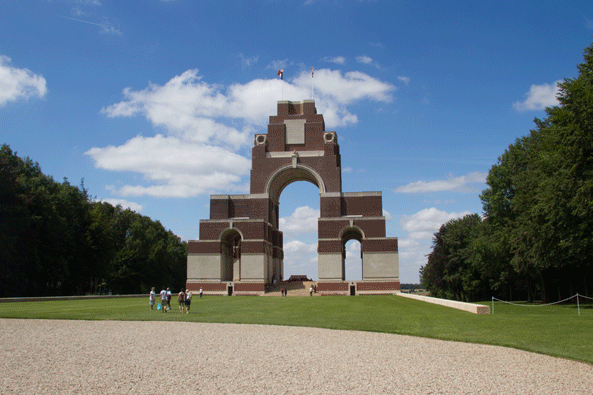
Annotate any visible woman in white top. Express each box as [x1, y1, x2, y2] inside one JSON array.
[[149, 287, 156, 310], [185, 289, 192, 314]]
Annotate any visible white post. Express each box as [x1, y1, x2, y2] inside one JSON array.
[[577, 293, 580, 316], [491, 297, 494, 315]]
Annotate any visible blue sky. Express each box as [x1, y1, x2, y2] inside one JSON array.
[[2, 0, 592, 283]]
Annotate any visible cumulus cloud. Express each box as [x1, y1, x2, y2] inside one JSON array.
[[93, 67, 394, 198], [282, 240, 318, 278], [397, 207, 473, 282], [356, 55, 380, 69], [356, 55, 373, 65], [0, 55, 47, 107], [86, 134, 250, 197], [513, 81, 561, 111], [279, 206, 320, 236], [400, 207, 471, 240], [395, 172, 486, 193]]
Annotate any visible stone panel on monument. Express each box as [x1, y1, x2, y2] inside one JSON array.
[[187, 254, 221, 280], [284, 119, 306, 144], [240, 254, 266, 281], [362, 252, 399, 280], [318, 253, 344, 281]]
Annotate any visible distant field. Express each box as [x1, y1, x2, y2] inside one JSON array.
[[1, 295, 591, 365]]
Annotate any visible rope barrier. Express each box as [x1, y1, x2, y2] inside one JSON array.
[[491, 293, 592, 316], [492, 294, 577, 306]]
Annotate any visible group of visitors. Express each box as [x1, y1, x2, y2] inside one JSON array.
[[149, 287, 200, 314]]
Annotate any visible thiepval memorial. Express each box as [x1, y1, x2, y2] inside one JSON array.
[[187, 100, 399, 295]]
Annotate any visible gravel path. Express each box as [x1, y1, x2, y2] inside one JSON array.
[[1, 319, 591, 394]]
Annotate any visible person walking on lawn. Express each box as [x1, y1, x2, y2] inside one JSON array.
[[149, 287, 156, 310], [178, 290, 185, 313], [185, 289, 192, 314], [160, 287, 167, 313]]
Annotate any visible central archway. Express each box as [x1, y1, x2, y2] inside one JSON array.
[[277, 180, 320, 281], [266, 164, 326, 203]]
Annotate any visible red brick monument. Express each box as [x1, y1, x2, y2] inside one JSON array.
[[187, 100, 399, 295]]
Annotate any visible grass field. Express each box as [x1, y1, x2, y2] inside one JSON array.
[[1, 295, 591, 365]]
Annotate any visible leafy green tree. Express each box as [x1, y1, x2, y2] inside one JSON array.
[[421, 214, 488, 302], [1, 144, 187, 297], [479, 41, 593, 301]]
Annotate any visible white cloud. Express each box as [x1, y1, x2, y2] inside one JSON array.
[[356, 55, 373, 65], [382, 209, 393, 221], [282, 240, 318, 279], [294, 69, 396, 105], [99, 198, 143, 212], [400, 207, 471, 241], [321, 56, 346, 65], [395, 172, 486, 193], [279, 206, 320, 236], [397, 207, 473, 283], [342, 166, 353, 173], [0, 56, 47, 107], [356, 55, 380, 69], [85, 134, 250, 198], [513, 81, 561, 111], [397, 76, 410, 85]]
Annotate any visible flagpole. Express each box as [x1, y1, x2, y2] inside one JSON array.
[[277, 69, 284, 100], [311, 67, 314, 100]]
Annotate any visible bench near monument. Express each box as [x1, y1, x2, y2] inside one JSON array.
[[186, 100, 399, 295]]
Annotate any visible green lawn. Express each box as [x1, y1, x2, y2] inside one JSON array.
[[1, 295, 591, 365]]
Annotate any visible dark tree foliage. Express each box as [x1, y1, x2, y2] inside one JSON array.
[[423, 41, 593, 302], [0, 144, 187, 297]]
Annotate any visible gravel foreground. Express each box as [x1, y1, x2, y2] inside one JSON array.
[[1, 319, 591, 394]]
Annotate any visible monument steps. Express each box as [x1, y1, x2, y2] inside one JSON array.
[[264, 281, 319, 297]]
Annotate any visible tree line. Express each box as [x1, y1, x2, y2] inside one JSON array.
[[0, 144, 187, 298], [420, 41, 593, 303]]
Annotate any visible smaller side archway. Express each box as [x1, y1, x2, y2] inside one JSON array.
[[339, 226, 365, 281], [219, 228, 242, 282]]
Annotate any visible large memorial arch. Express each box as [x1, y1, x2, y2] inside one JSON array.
[[187, 100, 399, 295]]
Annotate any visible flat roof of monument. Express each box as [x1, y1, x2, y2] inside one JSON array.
[[277, 99, 315, 104]]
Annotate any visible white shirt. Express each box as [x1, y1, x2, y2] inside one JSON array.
[[160, 289, 167, 300]]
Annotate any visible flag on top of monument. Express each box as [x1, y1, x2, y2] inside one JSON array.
[[277, 69, 283, 80], [311, 67, 314, 78]]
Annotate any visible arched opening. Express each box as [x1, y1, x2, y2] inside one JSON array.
[[278, 181, 320, 281], [220, 228, 242, 282], [341, 227, 364, 281], [344, 239, 363, 281], [266, 164, 326, 203]]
